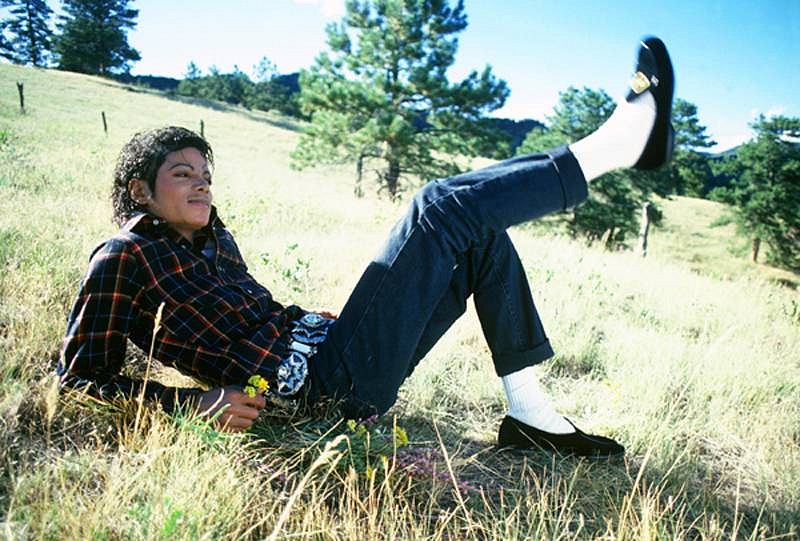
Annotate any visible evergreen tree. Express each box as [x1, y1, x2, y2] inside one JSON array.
[[243, 57, 301, 116], [292, 0, 509, 197], [517, 87, 668, 248], [185, 60, 202, 80], [668, 98, 715, 196], [714, 115, 800, 269], [176, 61, 204, 98], [176, 59, 302, 118], [0, 23, 11, 58], [54, 0, 139, 75], [0, 0, 54, 66]]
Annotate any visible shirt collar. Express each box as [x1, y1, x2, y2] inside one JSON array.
[[122, 205, 224, 239]]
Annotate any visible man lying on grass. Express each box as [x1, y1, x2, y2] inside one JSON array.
[[59, 36, 676, 459]]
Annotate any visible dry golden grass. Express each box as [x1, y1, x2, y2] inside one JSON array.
[[1, 63, 798, 539]]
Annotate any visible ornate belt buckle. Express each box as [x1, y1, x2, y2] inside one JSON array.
[[289, 340, 316, 355], [276, 351, 309, 396], [299, 313, 328, 328], [291, 328, 328, 344]]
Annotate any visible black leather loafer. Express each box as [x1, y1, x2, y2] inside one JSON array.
[[497, 415, 625, 459], [626, 36, 675, 170]]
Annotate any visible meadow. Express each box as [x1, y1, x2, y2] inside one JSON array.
[[1, 62, 799, 540]]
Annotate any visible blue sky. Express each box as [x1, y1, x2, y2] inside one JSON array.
[[54, 0, 800, 151]]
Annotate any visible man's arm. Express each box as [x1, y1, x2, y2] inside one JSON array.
[[59, 238, 203, 412]]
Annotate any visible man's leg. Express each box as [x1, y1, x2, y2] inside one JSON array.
[[309, 36, 673, 458], [310, 146, 587, 418], [403, 231, 553, 378], [402, 231, 575, 435]]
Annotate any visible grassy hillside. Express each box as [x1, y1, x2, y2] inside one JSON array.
[[1, 63, 799, 540]]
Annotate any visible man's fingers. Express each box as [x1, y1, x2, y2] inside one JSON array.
[[217, 418, 251, 432], [227, 404, 261, 421], [242, 393, 266, 410], [197, 386, 265, 432], [216, 412, 255, 432], [221, 400, 261, 420], [225, 387, 266, 409]]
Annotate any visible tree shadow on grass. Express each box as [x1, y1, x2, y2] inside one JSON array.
[[163, 93, 303, 133], [9, 385, 795, 539], [249, 405, 797, 538], [418, 414, 797, 538]]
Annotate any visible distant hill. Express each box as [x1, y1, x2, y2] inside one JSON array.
[[486, 117, 544, 153], [699, 146, 740, 160], [112, 71, 540, 155], [112, 72, 299, 94], [112, 73, 181, 92]]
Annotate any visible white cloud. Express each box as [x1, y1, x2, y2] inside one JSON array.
[[750, 105, 787, 120], [291, 0, 345, 18], [766, 106, 786, 118], [709, 132, 752, 153]]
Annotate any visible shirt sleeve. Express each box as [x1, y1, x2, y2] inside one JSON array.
[[153, 303, 304, 389], [58, 238, 202, 412]]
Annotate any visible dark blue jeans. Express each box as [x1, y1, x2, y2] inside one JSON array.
[[308, 146, 588, 419]]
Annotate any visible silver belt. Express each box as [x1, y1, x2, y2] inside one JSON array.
[[276, 312, 334, 396]]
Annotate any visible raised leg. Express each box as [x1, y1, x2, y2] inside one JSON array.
[[405, 231, 552, 380], [309, 147, 586, 418]]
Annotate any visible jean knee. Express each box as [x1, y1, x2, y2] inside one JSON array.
[[411, 180, 445, 210]]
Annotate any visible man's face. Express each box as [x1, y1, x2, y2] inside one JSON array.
[[131, 147, 213, 242]]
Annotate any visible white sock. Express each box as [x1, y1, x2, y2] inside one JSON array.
[[502, 365, 574, 434], [568, 91, 656, 182]]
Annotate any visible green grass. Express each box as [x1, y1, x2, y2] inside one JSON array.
[[648, 195, 799, 288], [1, 63, 799, 539]]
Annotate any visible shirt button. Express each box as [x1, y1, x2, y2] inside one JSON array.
[[246, 289, 253, 294]]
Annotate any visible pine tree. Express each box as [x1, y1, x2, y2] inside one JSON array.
[[54, 0, 139, 75], [518, 87, 669, 248], [0, 23, 11, 58], [517, 88, 720, 247], [668, 99, 715, 197], [291, 0, 509, 198], [244, 57, 298, 115], [0, 0, 54, 66], [176, 61, 204, 98], [715, 115, 800, 269]]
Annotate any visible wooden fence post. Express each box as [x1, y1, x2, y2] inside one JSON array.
[[101, 111, 108, 134], [16, 82, 24, 113], [200, 119, 204, 138], [751, 238, 761, 263], [638, 202, 652, 257]]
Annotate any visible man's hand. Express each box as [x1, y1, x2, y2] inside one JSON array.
[[196, 385, 265, 432]]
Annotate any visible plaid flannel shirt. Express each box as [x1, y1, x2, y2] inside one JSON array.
[[58, 209, 304, 411]]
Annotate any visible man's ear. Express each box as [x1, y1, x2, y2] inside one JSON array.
[[128, 179, 152, 205]]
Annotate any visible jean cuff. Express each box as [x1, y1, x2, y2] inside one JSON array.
[[549, 145, 588, 210], [493, 339, 555, 377]]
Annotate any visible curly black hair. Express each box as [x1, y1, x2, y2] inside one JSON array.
[[111, 126, 214, 226]]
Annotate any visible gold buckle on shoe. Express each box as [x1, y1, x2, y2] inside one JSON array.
[[629, 71, 651, 94]]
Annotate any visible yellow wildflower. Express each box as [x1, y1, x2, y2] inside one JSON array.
[[393, 426, 409, 447], [245, 375, 269, 395]]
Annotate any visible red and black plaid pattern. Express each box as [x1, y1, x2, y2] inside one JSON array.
[[58, 210, 304, 411]]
